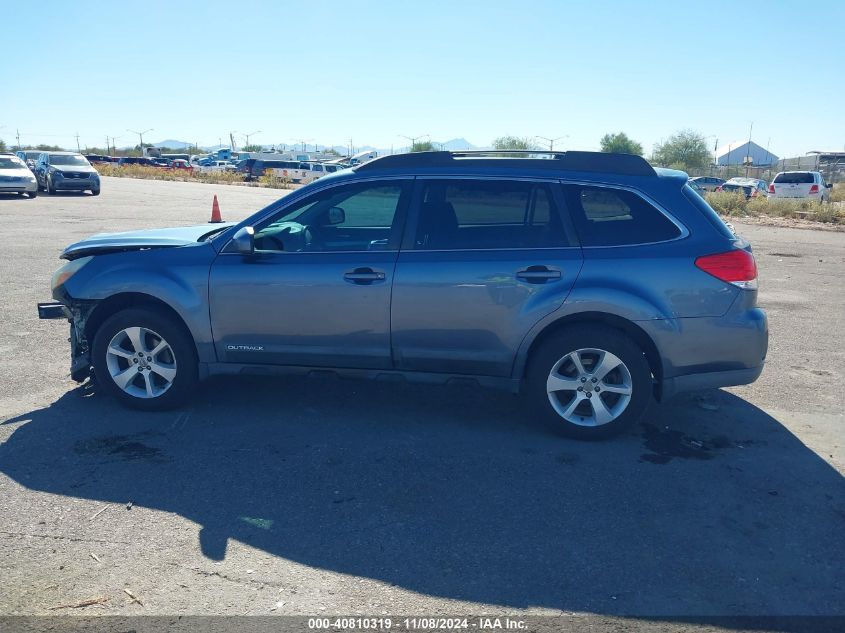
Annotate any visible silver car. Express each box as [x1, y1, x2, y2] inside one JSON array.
[[0, 154, 38, 197]]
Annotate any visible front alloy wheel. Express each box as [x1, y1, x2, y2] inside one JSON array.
[[92, 307, 198, 410], [105, 326, 177, 399]]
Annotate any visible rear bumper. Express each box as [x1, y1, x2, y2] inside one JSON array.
[[661, 364, 764, 400], [642, 301, 768, 400]]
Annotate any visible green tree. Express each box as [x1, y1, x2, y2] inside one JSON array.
[[599, 132, 643, 156], [242, 144, 264, 153], [411, 140, 435, 152], [651, 130, 711, 172], [492, 136, 536, 150], [0, 139, 6, 152]]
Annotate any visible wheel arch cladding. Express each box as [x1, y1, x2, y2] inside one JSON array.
[[519, 311, 663, 393], [84, 293, 199, 361]]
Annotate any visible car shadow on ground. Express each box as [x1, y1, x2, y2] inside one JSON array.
[[1, 375, 843, 620]]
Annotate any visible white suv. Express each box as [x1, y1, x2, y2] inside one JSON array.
[[768, 171, 832, 202]]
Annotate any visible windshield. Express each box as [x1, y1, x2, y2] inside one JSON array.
[[0, 156, 27, 169], [50, 154, 90, 167]]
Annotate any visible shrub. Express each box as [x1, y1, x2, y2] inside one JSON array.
[[705, 191, 843, 224], [831, 184, 845, 203]]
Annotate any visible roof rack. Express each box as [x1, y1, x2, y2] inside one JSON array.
[[356, 150, 656, 177]]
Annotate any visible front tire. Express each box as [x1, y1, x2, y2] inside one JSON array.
[[92, 307, 198, 410], [526, 325, 652, 440], [46, 177, 55, 194], [90, 187, 100, 196], [27, 190, 38, 198]]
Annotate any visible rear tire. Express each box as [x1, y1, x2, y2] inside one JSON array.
[[27, 190, 38, 198], [526, 325, 652, 440], [92, 307, 198, 411]]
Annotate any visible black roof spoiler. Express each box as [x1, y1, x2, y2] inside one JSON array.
[[356, 150, 656, 177]]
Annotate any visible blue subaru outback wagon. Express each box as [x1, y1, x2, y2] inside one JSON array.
[[39, 151, 767, 439]]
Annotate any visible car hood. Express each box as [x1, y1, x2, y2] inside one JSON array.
[[61, 223, 236, 260], [53, 164, 98, 174], [0, 168, 36, 179]]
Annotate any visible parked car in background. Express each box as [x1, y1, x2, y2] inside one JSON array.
[[34, 152, 100, 195], [687, 180, 705, 196], [0, 154, 38, 197], [689, 176, 725, 192], [197, 161, 237, 173], [767, 171, 832, 202], [717, 177, 768, 199], [151, 158, 172, 168], [84, 155, 114, 166], [168, 159, 193, 172], [118, 157, 158, 167], [38, 150, 767, 440], [15, 150, 42, 171]]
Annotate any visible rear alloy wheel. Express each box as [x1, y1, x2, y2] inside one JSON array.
[[527, 325, 651, 439], [92, 308, 197, 410]]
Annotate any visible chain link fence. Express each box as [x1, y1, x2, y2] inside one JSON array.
[[687, 154, 844, 183]]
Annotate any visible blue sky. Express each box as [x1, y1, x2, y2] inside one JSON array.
[[2, 0, 843, 157]]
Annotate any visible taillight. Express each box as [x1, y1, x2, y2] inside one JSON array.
[[809, 184, 819, 194], [695, 249, 758, 289], [768, 183, 775, 193]]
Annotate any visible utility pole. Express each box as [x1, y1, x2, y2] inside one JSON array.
[[74, 132, 81, 152], [536, 135, 567, 151], [127, 128, 153, 154], [745, 122, 753, 177], [16, 129, 21, 149], [399, 134, 428, 152], [243, 130, 261, 149]]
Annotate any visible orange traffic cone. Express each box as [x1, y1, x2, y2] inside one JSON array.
[[209, 195, 223, 223]]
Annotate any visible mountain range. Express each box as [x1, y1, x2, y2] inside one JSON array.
[[122, 137, 483, 154]]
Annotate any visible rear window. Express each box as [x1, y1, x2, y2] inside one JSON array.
[[773, 172, 814, 184], [562, 185, 682, 246]]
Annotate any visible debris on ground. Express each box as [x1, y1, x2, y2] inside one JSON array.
[[89, 552, 101, 563], [89, 505, 110, 521], [49, 596, 108, 610], [123, 588, 143, 606]]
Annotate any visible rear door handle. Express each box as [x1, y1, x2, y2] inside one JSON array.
[[516, 266, 562, 283], [344, 267, 386, 284]]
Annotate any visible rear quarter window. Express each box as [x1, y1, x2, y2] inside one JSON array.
[[562, 185, 682, 246], [682, 184, 735, 239]]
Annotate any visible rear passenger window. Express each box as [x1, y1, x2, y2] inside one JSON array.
[[414, 180, 569, 250], [563, 185, 682, 247]]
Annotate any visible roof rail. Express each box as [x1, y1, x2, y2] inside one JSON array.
[[356, 150, 656, 177]]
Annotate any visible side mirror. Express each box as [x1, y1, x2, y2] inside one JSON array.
[[229, 226, 255, 255], [825, 183, 833, 189], [327, 206, 345, 225]]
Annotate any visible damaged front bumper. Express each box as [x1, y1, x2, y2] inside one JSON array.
[[37, 300, 97, 382]]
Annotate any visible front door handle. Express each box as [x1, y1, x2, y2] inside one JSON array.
[[516, 266, 562, 283], [344, 267, 386, 284]]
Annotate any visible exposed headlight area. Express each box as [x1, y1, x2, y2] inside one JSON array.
[[51, 256, 93, 293]]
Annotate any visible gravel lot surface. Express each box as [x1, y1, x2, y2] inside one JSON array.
[[0, 178, 842, 629]]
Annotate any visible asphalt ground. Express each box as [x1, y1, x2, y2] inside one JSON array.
[[0, 177, 842, 629]]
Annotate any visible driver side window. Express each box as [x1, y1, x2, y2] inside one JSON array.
[[253, 181, 409, 253]]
